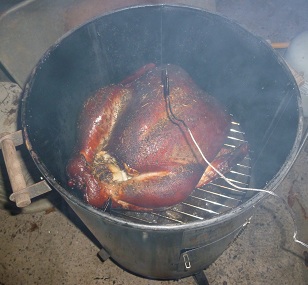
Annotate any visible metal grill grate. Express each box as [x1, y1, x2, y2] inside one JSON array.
[[111, 121, 252, 225]]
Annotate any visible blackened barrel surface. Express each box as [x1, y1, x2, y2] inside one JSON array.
[[21, 5, 303, 279]]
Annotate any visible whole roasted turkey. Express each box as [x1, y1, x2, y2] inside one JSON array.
[[66, 64, 248, 211]]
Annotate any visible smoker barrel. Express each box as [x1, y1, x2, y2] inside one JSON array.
[[21, 5, 303, 280]]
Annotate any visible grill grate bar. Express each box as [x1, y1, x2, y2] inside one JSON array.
[[172, 208, 205, 219], [115, 212, 158, 224], [197, 188, 242, 201], [227, 136, 247, 142], [190, 195, 232, 208], [181, 202, 220, 215], [229, 170, 251, 177], [237, 163, 251, 169], [208, 182, 246, 193], [224, 144, 236, 148], [217, 177, 248, 186], [151, 212, 185, 224], [230, 128, 245, 134]]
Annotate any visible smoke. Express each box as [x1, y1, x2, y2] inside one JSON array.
[[217, 0, 308, 42]]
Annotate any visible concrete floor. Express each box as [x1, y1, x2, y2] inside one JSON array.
[[1, 1, 308, 284]]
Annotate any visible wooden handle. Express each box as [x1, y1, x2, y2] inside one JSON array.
[[1, 138, 31, 207]]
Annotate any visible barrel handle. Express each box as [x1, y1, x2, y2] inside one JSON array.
[[0, 131, 51, 208]]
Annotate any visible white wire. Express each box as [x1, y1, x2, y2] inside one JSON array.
[[187, 127, 278, 197]]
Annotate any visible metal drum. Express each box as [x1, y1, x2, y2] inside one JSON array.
[[20, 5, 303, 280]]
